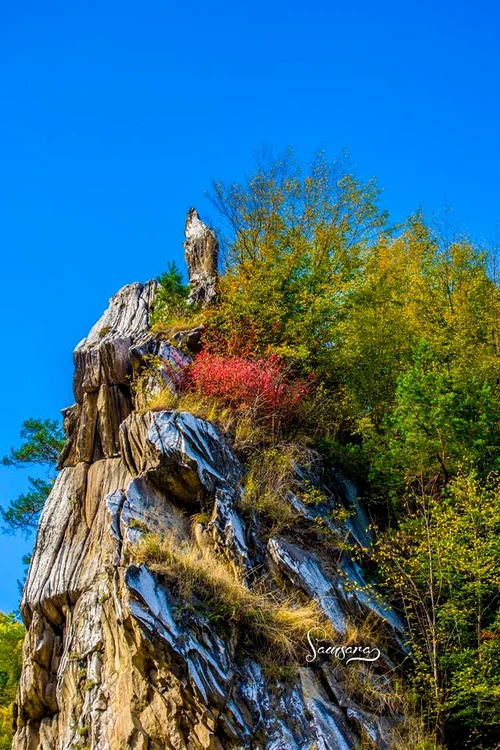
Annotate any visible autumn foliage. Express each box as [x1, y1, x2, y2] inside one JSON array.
[[187, 351, 310, 427]]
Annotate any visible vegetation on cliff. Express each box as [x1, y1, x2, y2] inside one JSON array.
[[132, 532, 331, 660], [1, 418, 64, 535], [0, 613, 24, 749], [152, 149, 500, 749]]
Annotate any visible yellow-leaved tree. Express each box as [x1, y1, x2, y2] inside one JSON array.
[[0, 613, 24, 749]]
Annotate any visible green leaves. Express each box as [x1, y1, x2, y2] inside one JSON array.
[[207, 148, 386, 371], [372, 341, 500, 491], [1, 477, 53, 535], [1, 418, 64, 467], [207, 152, 500, 747], [150, 261, 190, 327], [375, 473, 500, 746], [1, 418, 64, 535], [0, 612, 24, 750]]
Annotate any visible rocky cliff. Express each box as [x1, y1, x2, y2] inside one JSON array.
[[12, 214, 411, 750]]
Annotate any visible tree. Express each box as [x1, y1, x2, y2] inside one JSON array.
[[374, 473, 500, 748], [206, 148, 387, 372], [201, 152, 500, 748], [0, 612, 24, 750], [371, 341, 500, 493], [334, 212, 500, 438], [150, 261, 190, 327], [1, 418, 65, 535]]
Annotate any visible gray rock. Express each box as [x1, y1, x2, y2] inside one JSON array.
[[60, 281, 157, 467], [73, 281, 157, 401], [268, 537, 348, 636], [184, 208, 218, 306], [171, 324, 205, 353], [130, 331, 192, 399]]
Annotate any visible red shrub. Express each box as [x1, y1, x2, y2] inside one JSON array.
[[187, 352, 309, 426]]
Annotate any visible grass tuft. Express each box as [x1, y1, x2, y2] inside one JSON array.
[[150, 313, 206, 337], [131, 532, 333, 659]]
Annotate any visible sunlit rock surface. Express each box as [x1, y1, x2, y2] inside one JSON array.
[[184, 207, 219, 306]]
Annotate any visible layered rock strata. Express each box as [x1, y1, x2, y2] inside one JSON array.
[[184, 208, 219, 306]]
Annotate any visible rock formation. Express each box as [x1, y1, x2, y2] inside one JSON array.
[[13, 276, 410, 749], [184, 208, 219, 306]]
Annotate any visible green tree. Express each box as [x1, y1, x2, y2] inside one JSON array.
[[371, 341, 500, 492], [150, 261, 190, 327], [202, 155, 500, 748], [374, 473, 500, 748], [1, 418, 64, 467], [1, 418, 65, 535], [207, 148, 387, 372], [0, 612, 24, 750], [334, 213, 500, 437]]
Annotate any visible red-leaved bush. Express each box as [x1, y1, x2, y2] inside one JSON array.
[[187, 352, 309, 427]]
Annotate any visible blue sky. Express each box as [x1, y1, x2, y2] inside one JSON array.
[[1, 0, 499, 611]]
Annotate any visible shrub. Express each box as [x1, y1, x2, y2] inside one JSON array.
[[241, 446, 303, 533], [208, 148, 386, 372], [374, 472, 500, 747], [150, 262, 190, 328], [0, 613, 24, 750], [187, 352, 310, 434]]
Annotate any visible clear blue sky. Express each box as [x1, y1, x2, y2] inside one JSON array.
[[1, 0, 499, 612]]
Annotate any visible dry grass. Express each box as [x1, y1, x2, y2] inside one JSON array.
[[131, 528, 437, 748], [337, 661, 403, 716], [146, 387, 178, 412], [332, 660, 440, 749], [131, 532, 333, 658], [135, 402, 437, 747], [344, 612, 387, 651], [150, 313, 206, 336], [389, 719, 442, 750], [240, 445, 307, 533]]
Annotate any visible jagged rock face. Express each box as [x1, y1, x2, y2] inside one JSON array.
[[13, 282, 405, 750], [58, 282, 157, 467], [184, 208, 218, 306]]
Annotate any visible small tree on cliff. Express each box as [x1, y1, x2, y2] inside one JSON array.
[[1, 418, 65, 534]]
